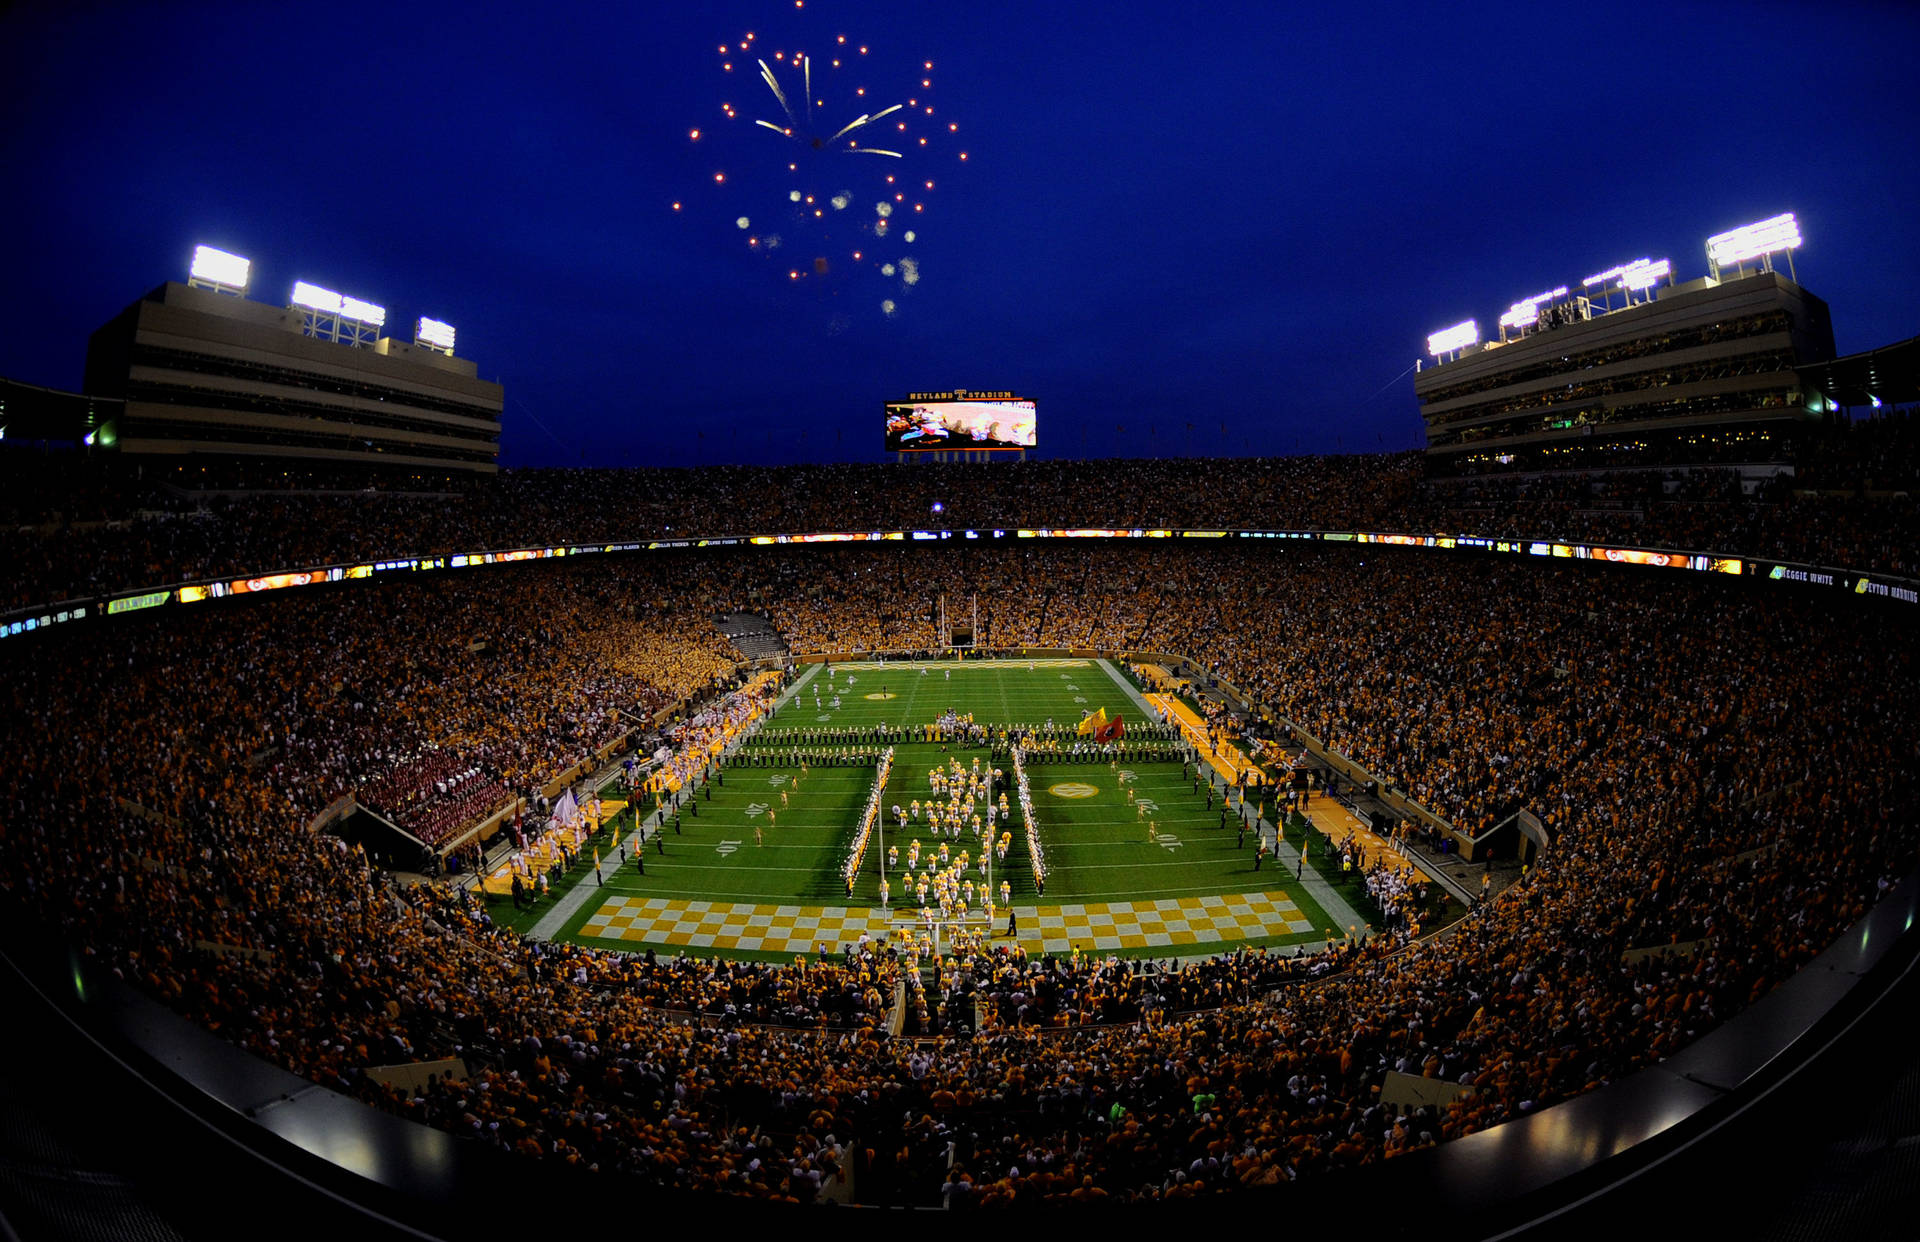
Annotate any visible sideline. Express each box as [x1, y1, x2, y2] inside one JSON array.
[[1095, 658, 1368, 935], [527, 664, 821, 940]]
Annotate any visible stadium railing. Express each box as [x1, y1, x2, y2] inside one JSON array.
[[7, 859, 1916, 1231]]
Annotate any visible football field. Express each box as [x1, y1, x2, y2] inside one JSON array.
[[775, 656, 1134, 733], [537, 659, 1365, 960]]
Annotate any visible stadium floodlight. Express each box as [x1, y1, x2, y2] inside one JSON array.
[[1426, 319, 1478, 356], [1706, 212, 1801, 277], [1708, 213, 1800, 264], [189, 245, 251, 292], [1498, 286, 1569, 333], [1618, 258, 1671, 291], [416, 317, 457, 352], [291, 282, 384, 346], [1583, 258, 1671, 291], [1498, 302, 1541, 331], [1582, 260, 1640, 288], [339, 295, 386, 327], [290, 281, 345, 314]]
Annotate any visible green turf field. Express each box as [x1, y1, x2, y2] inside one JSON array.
[[774, 657, 1133, 735], [1024, 760, 1337, 933], [527, 659, 1368, 958]]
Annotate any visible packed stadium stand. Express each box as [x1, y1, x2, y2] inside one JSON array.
[[1, 410, 1919, 1232], [4, 430, 1920, 616]]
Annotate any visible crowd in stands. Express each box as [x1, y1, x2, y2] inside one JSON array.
[[168, 566, 741, 848], [1418, 462, 1920, 577], [657, 679, 784, 779], [357, 750, 512, 843], [2, 528, 1917, 1205], [5, 411, 1917, 613], [400, 773, 513, 846], [357, 749, 468, 818]]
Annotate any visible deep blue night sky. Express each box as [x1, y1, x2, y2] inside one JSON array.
[[2, 0, 1916, 465]]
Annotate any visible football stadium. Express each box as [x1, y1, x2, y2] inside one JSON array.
[[5, 5, 1920, 1239]]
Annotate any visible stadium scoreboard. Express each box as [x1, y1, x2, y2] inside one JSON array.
[[886, 391, 1036, 452]]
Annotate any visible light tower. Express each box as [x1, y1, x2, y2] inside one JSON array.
[[1706, 212, 1803, 283], [290, 280, 387, 347], [1424, 319, 1479, 364], [186, 245, 250, 296]]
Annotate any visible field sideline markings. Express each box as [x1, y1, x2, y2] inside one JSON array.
[[527, 662, 831, 939], [550, 660, 1367, 946], [1088, 655, 1370, 932]]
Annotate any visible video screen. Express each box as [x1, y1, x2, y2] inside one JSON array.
[[886, 397, 1037, 451]]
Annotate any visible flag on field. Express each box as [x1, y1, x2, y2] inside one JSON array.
[[1077, 707, 1108, 737], [553, 789, 579, 828], [1094, 714, 1125, 743]]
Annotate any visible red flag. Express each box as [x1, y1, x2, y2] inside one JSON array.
[[1094, 714, 1125, 743]]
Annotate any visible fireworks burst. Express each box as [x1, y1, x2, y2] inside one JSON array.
[[676, 13, 965, 320]]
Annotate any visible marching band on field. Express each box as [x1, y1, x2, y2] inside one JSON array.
[[880, 753, 1010, 926]]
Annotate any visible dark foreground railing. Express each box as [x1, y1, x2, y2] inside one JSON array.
[[5, 865, 1918, 1234]]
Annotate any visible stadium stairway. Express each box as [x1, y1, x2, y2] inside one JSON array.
[[717, 612, 788, 661]]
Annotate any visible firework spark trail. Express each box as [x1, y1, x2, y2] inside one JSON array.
[[825, 102, 905, 147], [757, 60, 797, 127], [823, 114, 872, 146], [761, 57, 904, 157]]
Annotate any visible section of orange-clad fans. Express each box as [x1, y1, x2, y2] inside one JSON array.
[[0, 533, 1916, 1205]]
